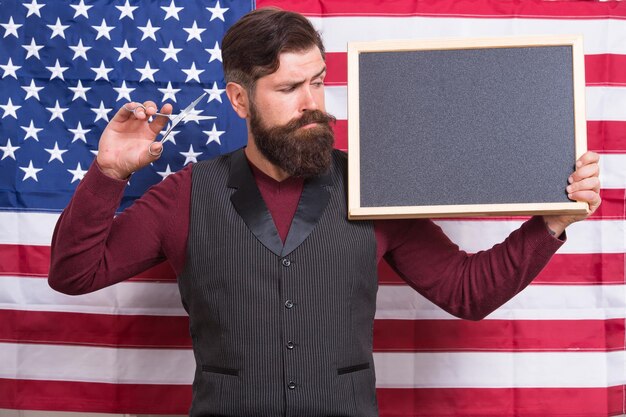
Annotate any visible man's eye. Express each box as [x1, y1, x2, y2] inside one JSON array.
[[312, 81, 324, 87], [280, 86, 296, 93]]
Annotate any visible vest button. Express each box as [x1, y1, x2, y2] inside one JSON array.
[[281, 258, 291, 267], [286, 341, 295, 349], [285, 300, 294, 309], [287, 381, 296, 390]]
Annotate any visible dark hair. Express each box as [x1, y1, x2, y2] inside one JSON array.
[[222, 7, 325, 91]]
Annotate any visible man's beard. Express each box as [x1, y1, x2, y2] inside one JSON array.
[[249, 102, 336, 178]]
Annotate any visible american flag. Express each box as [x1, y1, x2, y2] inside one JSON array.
[[0, 0, 625, 416]]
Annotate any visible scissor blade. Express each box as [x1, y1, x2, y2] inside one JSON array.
[[170, 92, 208, 129]]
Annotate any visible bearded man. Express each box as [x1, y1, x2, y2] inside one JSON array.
[[49, 7, 601, 417]]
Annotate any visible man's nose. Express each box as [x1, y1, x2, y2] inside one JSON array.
[[299, 86, 319, 112]]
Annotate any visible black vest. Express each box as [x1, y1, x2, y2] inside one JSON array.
[[179, 149, 379, 417]]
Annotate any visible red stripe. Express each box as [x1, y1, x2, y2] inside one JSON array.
[[586, 54, 626, 87], [373, 319, 625, 352], [0, 310, 191, 348], [332, 118, 626, 155], [379, 253, 626, 285], [326, 53, 626, 87], [2, 310, 622, 352], [587, 121, 626, 154], [0, 378, 621, 416], [0, 378, 191, 414], [259, 0, 626, 18], [377, 386, 625, 417]]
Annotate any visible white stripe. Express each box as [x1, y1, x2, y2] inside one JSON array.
[[0, 342, 622, 387], [373, 351, 626, 388], [599, 154, 626, 189], [434, 219, 625, 253], [325, 86, 626, 124], [1, 277, 624, 320], [587, 86, 626, 121], [0, 277, 186, 316], [375, 285, 626, 320], [310, 16, 626, 55], [1, 212, 624, 252]]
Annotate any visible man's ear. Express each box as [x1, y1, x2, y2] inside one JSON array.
[[226, 82, 250, 119]]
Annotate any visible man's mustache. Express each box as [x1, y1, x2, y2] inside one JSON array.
[[283, 110, 337, 130]]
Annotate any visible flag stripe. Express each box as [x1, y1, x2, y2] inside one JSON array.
[[259, 0, 626, 19], [324, 53, 626, 87], [376, 386, 625, 417], [2, 245, 624, 286], [1, 342, 623, 387], [0, 379, 621, 417], [2, 214, 624, 253], [2, 277, 624, 320], [1, 309, 623, 352], [307, 16, 626, 55]]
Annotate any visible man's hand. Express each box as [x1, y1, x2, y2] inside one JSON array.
[[96, 101, 172, 180], [543, 151, 601, 237]]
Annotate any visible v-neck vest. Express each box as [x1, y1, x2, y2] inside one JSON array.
[[178, 149, 379, 417]]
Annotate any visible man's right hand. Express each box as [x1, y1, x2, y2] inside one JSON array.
[[96, 100, 172, 180]]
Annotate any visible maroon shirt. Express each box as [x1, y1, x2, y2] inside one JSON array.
[[49, 158, 563, 320]]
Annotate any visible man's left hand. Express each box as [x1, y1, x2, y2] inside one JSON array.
[[543, 150, 601, 237]]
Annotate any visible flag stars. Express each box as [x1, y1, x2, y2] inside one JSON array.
[[113, 80, 135, 102], [46, 59, 69, 81], [205, 82, 225, 103], [92, 101, 113, 123], [206, 41, 222, 63], [45, 142, 68, 163], [21, 120, 43, 141], [158, 81, 180, 102], [68, 162, 88, 183], [204, 123, 225, 145], [92, 19, 114, 40], [157, 164, 174, 180], [46, 100, 68, 122], [116, 0, 138, 20], [1, 17, 22, 38], [0, 138, 19, 160], [161, 0, 184, 21], [136, 61, 159, 82], [70, 0, 93, 18], [91, 60, 114, 81], [183, 21, 205, 42], [138, 19, 160, 41], [159, 126, 179, 144], [69, 39, 91, 61], [114, 40, 137, 61], [22, 38, 44, 60], [47, 18, 69, 39], [69, 80, 91, 101], [182, 62, 204, 83], [1, 58, 21, 79], [1, 98, 21, 119], [180, 144, 201, 165], [20, 160, 43, 182], [23, 0, 46, 18], [69, 121, 90, 143], [159, 41, 182, 62], [207, 1, 229, 22], [22, 80, 44, 100]]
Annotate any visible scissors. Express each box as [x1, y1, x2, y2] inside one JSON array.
[[124, 92, 213, 157]]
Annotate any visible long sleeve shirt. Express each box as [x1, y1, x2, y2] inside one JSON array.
[[49, 158, 564, 320]]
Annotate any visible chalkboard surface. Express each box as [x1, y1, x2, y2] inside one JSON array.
[[348, 36, 588, 218]]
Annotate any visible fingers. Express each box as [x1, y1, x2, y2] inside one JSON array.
[[569, 189, 602, 210], [148, 103, 173, 135], [575, 151, 600, 168], [567, 177, 600, 196]]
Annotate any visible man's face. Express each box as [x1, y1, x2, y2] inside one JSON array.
[[248, 47, 336, 178]]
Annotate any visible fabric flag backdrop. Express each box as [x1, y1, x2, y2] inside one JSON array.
[[0, 0, 624, 416]]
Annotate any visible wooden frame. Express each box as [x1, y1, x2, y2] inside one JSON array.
[[347, 35, 589, 219]]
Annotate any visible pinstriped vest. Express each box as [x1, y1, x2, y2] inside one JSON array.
[[179, 148, 379, 417]]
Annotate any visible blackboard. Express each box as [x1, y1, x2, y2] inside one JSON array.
[[347, 36, 589, 219]]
